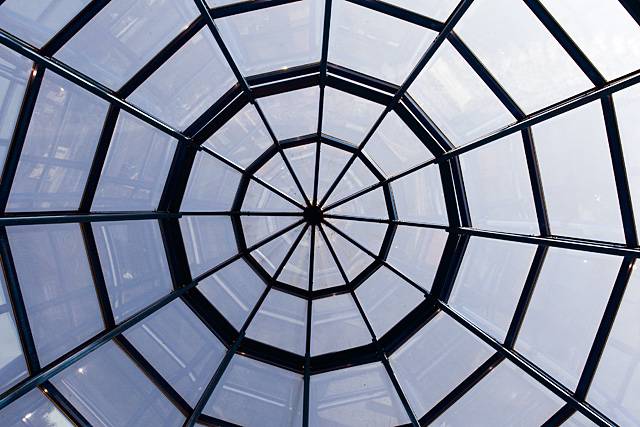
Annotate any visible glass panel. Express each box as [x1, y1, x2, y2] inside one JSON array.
[[8, 71, 108, 212], [364, 111, 434, 176], [0, 46, 31, 173], [0, 268, 27, 393], [181, 151, 242, 211], [0, 0, 90, 48], [455, 0, 593, 112], [92, 220, 172, 323], [245, 289, 307, 355], [384, 0, 459, 21], [355, 266, 424, 337], [322, 87, 384, 144], [51, 341, 184, 426], [329, 187, 388, 219], [311, 294, 370, 355], [326, 218, 387, 255], [329, 0, 436, 84], [460, 132, 538, 234], [0, 388, 73, 426], [540, 0, 640, 81], [241, 215, 299, 248], [255, 154, 305, 204], [204, 354, 303, 427], [449, 237, 537, 342], [316, 144, 351, 202], [322, 225, 373, 281], [215, 0, 324, 76], [309, 362, 410, 426], [278, 228, 311, 289], [198, 259, 266, 330], [7, 224, 103, 366], [313, 228, 344, 290], [386, 225, 447, 291], [391, 165, 447, 224], [533, 101, 624, 242], [258, 87, 320, 140], [124, 299, 226, 406], [409, 41, 514, 146], [390, 312, 494, 418], [563, 413, 597, 427], [433, 361, 563, 425], [324, 158, 378, 206], [516, 247, 621, 389], [203, 105, 272, 169], [251, 223, 304, 276], [285, 144, 316, 201], [92, 111, 177, 211], [180, 216, 237, 278], [588, 267, 640, 425], [56, 0, 199, 89], [242, 180, 300, 213], [128, 28, 236, 130]]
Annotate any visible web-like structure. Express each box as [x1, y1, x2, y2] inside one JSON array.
[[0, 0, 639, 426]]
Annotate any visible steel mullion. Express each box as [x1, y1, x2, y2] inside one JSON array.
[[39, 381, 92, 427], [541, 404, 576, 427], [618, 0, 640, 25], [0, 211, 177, 226], [318, 0, 474, 207], [521, 128, 551, 236], [180, 211, 303, 217], [0, 218, 304, 411], [345, 0, 443, 31], [302, 226, 315, 427]]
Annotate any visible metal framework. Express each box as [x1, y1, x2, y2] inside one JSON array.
[[0, 0, 638, 426]]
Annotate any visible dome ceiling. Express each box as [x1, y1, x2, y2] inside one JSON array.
[[0, 0, 639, 426]]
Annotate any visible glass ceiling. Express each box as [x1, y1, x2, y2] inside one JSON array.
[[0, 0, 639, 426]]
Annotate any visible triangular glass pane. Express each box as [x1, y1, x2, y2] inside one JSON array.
[[311, 294, 371, 355], [252, 224, 305, 276], [242, 180, 301, 212], [241, 215, 299, 248], [285, 144, 317, 202], [278, 228, 311, 289], [313, 228, 344, 290], [323, 225, 374, 281], [324, 158, 378, 206], [328, 187, 388, 220], [317, 144, 352, 202], [255, 154, 305, 204], [326, 218, 388, 254]]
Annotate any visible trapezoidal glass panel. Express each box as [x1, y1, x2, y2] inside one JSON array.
[[0, 266, 27, 393], [181, 151, 242, 212], [0, 388, 73, 426], [258, 87, 320, 141], [321, 87, 384, 144], [180, 215, 237, 278], [310, 293, 370, 355]]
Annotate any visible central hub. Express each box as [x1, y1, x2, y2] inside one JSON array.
[[303, 205, 323, 226]]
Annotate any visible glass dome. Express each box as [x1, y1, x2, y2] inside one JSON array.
[[0, 0, 639, 426]]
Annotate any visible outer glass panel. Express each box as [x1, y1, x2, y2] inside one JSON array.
[[0, 0, 90, 48], [386, 225, 447, 291], [433, 361, 563, 425], [7, 223, 103, 366], [329, 0, 436, 84], [460, 132, 538, 234], [198, 259, 266, 330], [215, 0, 324, 76], [391, 165, 447, 224], [51, 341, 184, 427], [124, 300, 226, 406], [181, 151, 242, 211], [516, 248, 620, 389], [384, 0, 459, 21], [56, 0, 199, 89], [8, 71, 108, 211], [258, 87, 320, 140], [204, 354, 303, 427], [92, 220, 172, 323], [309, 362, 410, 426], [455, 0, 592, 112], [322, 87, 384, 144], [203, 105, 272, 169], [540, 0, 640, 81], [410, 41, 514, 145], [180, 215, 237, 278], [449, 237, 537, 342], [92, 111, 177, 211], [390, 312, 494, 418], [364, 112, 434, 176], [0, 268, 27, 393], [128, 28, 236, 130], [0, 388, 73, 426], [311, 294, 370, 355], [533, 101, 624, 242], [588, 267, 640, 425], [245, 289, 307, 355], [355, 266, 424, 337]]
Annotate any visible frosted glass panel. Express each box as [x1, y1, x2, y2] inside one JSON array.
[[316, 144, 352, 202], [312, 228, 344, 290], [322, 87, 384, 143], [311, 294, 370, 355], [241, 215, 299, 248], [324, 158, 378, 206], [259, 87, 320, 140], [392, 165, 447, 224], [329, 187, 388, 219], [242, 180, 299, 212], [255, 154, 305, 204], [180, 216, 237, 278], [285, 144, 316, 201], [0, 270, 27, 393], [0, 388, 73, 426], [278, 227, 310, 288], [181, 151, 242, 211], [326, 218, 387, 255], [322, 225, 373, 281], [252, 224, 303, 275]]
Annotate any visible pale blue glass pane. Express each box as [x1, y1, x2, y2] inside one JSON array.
[[7, 223, 103, 366], [278, 228, 311, 289], [384, 0, 458, 21], [251, 223, 303, 276], [390, 312, 494, 418], [255, 153, 305, 204], [181, 151, 242, 211], [563, 413, 597, 427], [322, 87, 384, 144], [128, 28, 236, 130], [313, 228, 345, 290], [329, 187, 388, 219], [259, 87, 320, 140], [0, 269, 27, 393], [204, 355, 303, 427], [285, 144, 316, 201], [215, 0, 323, 76], [0, 388, 73, 426], [322, 225, 373, 281], [241, 215, 299, 248], [242, 180, 300, 212], [51, 341, 184, 427], [309, 362, 410, 426], [324, 157, 378, 206], [392, 165, 447, 224], [8, 71, 108, 211], [124, 300, 226, 406], [326, 218, 387, 255], [180, 216, 237, 278], [316, 144, 351, 202], [56, 0, 198, 89], [92, 111, 177, 211], [311, 294, 370, 355], [92, 220, 172, 323], [198, 259, 266, 330]]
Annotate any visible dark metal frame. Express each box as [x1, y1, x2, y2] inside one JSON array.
[[0, 0, 637, 426]]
